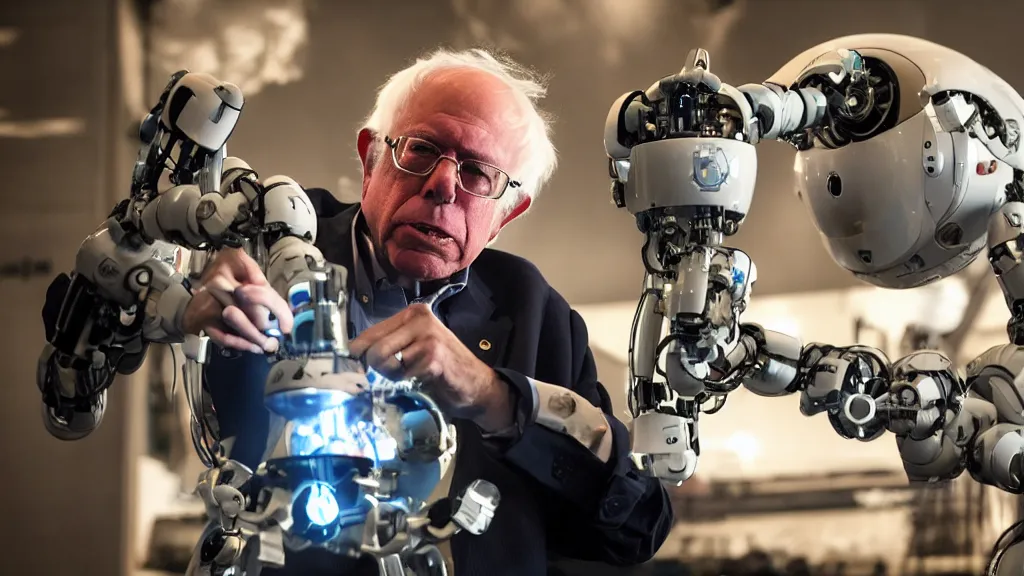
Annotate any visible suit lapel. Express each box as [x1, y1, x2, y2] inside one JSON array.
[[319, 205, 514, 366], [444, 271, 512, 369]]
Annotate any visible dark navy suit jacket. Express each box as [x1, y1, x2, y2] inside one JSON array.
[[203, 189, 673, 575]]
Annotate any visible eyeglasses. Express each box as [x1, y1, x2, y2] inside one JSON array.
[[384, 135, 520, 200]]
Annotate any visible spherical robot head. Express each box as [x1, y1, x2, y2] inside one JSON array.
[[794, 108, 1009, 289], [773, 36, 1017, 289]]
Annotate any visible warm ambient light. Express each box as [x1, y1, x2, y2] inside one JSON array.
[[725, 431, 761, 467]]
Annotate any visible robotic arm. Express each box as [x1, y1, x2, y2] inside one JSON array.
[[603, 47, 876, 482], [38, 71, 243, 441], [604, 34, 1024, 478], [605, 33, 1024, 574]]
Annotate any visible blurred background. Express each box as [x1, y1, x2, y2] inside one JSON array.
[[2, 0, 1023, 574]]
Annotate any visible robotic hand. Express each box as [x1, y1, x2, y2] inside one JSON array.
[[606, 34, 1024, 574], [360, 479, 500, 576], [38, 71, 499, 576]]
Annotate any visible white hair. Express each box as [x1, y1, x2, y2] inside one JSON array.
[[361, 48, 558, 218]]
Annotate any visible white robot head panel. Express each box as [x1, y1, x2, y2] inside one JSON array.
[[772, 34, 1024, 289], [263, 175, 318, 242], [161, 72, 244, 152], [604, 49, 761, 231]]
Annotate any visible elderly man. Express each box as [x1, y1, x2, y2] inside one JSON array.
[[190, 48, 673, 575]]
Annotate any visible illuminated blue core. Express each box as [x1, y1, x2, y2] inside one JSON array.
[[305, 482, 340, 526], [289, 402, 398, 463]]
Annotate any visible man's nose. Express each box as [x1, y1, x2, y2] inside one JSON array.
[[421, 157, 459, 205]]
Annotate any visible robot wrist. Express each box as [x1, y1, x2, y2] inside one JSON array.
[[142, 280, 195, 343]]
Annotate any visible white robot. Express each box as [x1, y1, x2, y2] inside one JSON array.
[[38, 71, 498, 575], [604, 34, 1024, 574]]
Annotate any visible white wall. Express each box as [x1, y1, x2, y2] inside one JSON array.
[[575, 277, 1009, 481]]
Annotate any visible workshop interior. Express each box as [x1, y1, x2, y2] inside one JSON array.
[[3, 0, 1024, 575]]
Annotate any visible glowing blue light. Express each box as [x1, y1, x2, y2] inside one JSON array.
[[290, 309, 317, 351], [304, 482, 340, 526], [287, 402, 398, 463], [732, 267, 745, 287]]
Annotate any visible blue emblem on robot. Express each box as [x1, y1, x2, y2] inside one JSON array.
[[692, 144, 731, 192], [731, 267, 745, 288]]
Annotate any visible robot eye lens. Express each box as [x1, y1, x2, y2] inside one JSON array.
[[826, 172, 843, 197]]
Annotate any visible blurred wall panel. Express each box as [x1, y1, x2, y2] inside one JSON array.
[[0, 1, 136, 574]]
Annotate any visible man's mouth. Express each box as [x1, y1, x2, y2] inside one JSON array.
[[406, 223, 452, 241]]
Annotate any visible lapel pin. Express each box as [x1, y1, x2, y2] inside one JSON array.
[[478, 339, 492, 351]]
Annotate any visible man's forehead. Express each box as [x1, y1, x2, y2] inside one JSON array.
[[394, 70, 524, 165]]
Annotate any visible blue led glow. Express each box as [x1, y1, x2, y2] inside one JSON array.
[[282, 366, 423, 463], [288, 401, 398, 463], [304, 482, 340, 526], [732, 267, 745, 287], [293, 309, 316, 327]]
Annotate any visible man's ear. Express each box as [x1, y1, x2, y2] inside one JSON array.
[[357, 128, 376, 173], [357, 128, 376, 199], [491, 196, 532, 241]]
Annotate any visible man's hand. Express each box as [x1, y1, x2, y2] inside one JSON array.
[[183, 248, 295, 354], [348, 303, 514, 432]]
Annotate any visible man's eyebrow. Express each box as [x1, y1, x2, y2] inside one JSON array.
[[402, 129, 500, 166]]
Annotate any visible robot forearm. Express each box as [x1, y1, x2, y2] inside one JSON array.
[[953, 344, 1024, 493], [39, 217, 195, 440], [738, 83, 827, 142], [988, 201, 1024, 344], [719, 324, 801, 396], [893, 374, 1024, 494], [730, 330, 977, 466], [128, 157, 263, 250], [733, 330, 1024, 492], [724, 325, 892, 440]]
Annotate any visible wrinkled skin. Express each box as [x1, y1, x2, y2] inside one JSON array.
[[356, 67, 532, 284]]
